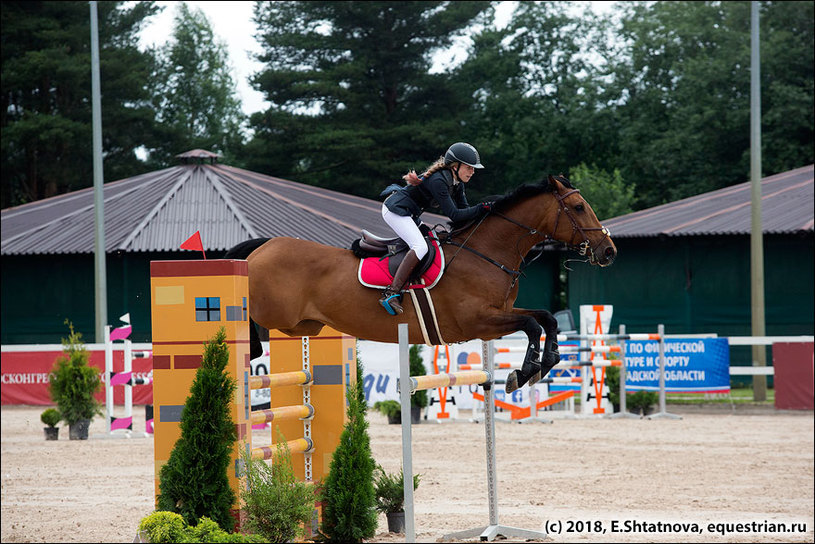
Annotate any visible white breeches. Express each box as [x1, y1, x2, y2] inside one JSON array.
[[381, 204, 428, 260]]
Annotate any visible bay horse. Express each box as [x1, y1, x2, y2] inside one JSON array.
[[224, 174, 616, 393]]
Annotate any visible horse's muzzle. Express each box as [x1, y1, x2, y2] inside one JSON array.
[[591, 240, 617, 267]]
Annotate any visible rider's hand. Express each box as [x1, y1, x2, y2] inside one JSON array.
[[480, 201, 494, 212]]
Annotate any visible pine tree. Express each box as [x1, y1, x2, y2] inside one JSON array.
[[319, 372, 377, 541], [156, 327, 238, 532]]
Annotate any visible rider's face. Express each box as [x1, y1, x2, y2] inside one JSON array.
[[457, 163, 475, 183]]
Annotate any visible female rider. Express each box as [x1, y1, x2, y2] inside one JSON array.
[[378, 142, 492, 315]]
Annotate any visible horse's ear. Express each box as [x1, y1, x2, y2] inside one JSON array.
[[546, 174, 557, 189]]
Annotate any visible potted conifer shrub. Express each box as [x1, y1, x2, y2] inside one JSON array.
[[373, 400, 401, 424], [40, 408, 61, 440], [48, 321, 102, 440], [156, 327, 238, 532], [374, 465, 420, 533]]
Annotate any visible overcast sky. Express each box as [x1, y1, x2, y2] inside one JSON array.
[[138, 1, 614, 117]]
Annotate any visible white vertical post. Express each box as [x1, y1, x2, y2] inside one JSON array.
[[104, 325, 113, 433], [398, 324, 415, 543]]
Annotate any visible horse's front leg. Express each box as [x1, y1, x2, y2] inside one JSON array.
[[512, 309, 561, 385], [477, 312, 542, 394]]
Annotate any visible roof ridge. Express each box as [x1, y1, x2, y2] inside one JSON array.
[[117, 168, 191, 251], [204, 167, 259, 239]]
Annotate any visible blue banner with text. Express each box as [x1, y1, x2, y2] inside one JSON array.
[[625, 338, 730, 393]]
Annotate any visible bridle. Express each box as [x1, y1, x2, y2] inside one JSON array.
[[443, 186, 612, 281], [549, 188, 611, 261]]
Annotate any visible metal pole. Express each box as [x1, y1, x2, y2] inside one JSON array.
[[398, 324, 415, 543], [750, 0, 767, 401], [483, 340, 499, 528], [90, 1, 107, 343], [609, 324, 638, 419], [648, 324, 681, 420]]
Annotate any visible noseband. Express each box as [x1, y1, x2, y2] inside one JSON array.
[[550, 188, 611, 262]]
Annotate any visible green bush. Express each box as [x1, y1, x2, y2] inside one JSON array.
[[372, 400, 401, 419], [40, 408, 61, 428], [374, 465, 420, 514], [628, 390, 659, 415], [605, 366, 620, 410], [409, 345, 428, 409], [137, 511, 262, 543], [320, 380, 377, 542], [240, 435, 315, 542], [156, 327, 238, 532], [47, 321, 102, 426]]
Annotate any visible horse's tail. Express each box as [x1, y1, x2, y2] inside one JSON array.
[[223, 238, 270, 260], [223, 238, 270, 361]]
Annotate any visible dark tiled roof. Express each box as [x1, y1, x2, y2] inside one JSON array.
[[604, 165, 814, 238], [0, 163, 445, 255]]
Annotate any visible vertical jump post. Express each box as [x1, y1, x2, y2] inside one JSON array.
[[398, 323, 548, 542]]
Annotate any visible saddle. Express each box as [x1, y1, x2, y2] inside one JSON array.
[[351, 225, 445, 290]]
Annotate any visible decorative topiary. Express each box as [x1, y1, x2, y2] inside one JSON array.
[[40, 408, 61, 428], [373, 465, 420, 514], [48, 320, 102, 426], [156, 327, 238, 532], [319, 365, 377, 541]]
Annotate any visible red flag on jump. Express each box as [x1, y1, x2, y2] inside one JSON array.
[[180, 231, 206, 259]]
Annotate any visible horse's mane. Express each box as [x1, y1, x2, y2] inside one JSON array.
[[447, 175, 575, 230]]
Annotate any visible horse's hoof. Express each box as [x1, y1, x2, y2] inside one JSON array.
[[528, 370, 541, 386], [505, 370, 520, 394]]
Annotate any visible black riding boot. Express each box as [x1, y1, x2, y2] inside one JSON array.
[[379, 250, 421, 315]]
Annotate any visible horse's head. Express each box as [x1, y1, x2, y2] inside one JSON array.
[[545, 174, 617, 267]]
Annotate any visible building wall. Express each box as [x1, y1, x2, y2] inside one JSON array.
[[566, 233, 815, 357]]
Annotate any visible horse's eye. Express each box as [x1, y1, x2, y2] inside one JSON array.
[[575, 204, 585, 212]]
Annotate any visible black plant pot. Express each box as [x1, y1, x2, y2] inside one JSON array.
[[68, 419, 90, 440], [43, 427, 59, 441], [386, 412, 400, 424], [411, 405, 422, 424], [386, 510, 406, 533]]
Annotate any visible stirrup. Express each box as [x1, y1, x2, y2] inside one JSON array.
[[379, 291, 403, 316]]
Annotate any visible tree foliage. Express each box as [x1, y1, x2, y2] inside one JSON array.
[[319, 381, 377, 541], [156, 327, 238, 533], [243, 1, 492, 198], [609, 0, 814, 207], [147, 2, 246, 167], [1, 1, 159, 208], [1, 1, 812, 216]]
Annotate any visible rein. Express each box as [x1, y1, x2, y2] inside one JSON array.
[[442, 187, 611, 280]]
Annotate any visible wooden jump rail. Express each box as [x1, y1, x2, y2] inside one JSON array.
[[397, 323, 547, 543], [247, 358, 315, 467], [248, 369, 312, 390]]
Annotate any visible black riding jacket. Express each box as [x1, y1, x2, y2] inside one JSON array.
[[383, 169, 482, 224]]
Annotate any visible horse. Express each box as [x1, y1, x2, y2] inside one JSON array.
[[224, 174, 616, 393]]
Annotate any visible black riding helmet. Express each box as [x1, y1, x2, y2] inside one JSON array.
[[444, 142, 484, 169]]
